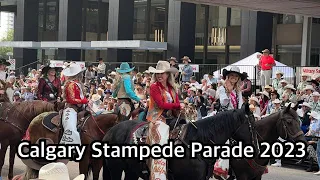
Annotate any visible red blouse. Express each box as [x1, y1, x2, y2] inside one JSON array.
[[64, 80, 88, 104], [37, 77, 62, 101], [149, 82, 180, 110]]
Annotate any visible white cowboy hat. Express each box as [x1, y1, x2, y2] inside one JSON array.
[[301, 73, 309, 77], [275, 70, 284, 76], [91, 94, 101, 102], [100, 77, 107, 80], [312, 92, 320, 97], [62, 63, 85, 77], [222, 66, 244, 80], [106, 81, 111, 85], [249, 97, 259, 104], [264, 85, 272, 89], [272, 99, 282, 104], [303, 85, 315, 92], [259, 91, 270, 98], [97, 88, 104, 92], [280, 79, 288, 84], [284, 84, 296, 91], [308, 111, 320, 120], [181, 56, 191, 62], [148, 61, 179, 74], [62, 62, 71, 69], [188, 87, 197, 92], [33, 162, 84, 180], [109, 71, 117, 76], [300, 102, 312, 109]]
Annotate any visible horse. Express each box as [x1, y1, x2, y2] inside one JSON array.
[[102, 104, 257, 180], [228, 104, 307, 180], [22, 110, 128, 180], [0, 79, 64, 180]]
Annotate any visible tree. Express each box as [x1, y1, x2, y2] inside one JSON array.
[[0, 29, 14, 58]]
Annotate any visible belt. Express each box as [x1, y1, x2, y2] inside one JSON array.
[[262, 69, 271, 71]]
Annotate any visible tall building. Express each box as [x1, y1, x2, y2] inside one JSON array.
[[0, 12, 14, 40], [0, 0, 319, 71]]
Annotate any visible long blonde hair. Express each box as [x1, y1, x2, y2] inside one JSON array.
[[224, 75, 242, 94], [62, 72, 86, 100], [151, 72, 178, 92]]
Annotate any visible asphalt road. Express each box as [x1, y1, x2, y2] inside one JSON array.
[[0, 150, 318, 180]]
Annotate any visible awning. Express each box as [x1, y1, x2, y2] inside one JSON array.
[[0, 40, 167, 51]]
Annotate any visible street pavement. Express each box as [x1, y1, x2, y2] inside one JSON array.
[[0, 150, 318, 180]]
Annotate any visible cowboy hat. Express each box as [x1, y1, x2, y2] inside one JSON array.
[[262, 49, 270, 53], [188, 87, 197, 92], [312, 92, 320, 97], [284, 84, 296, 91], [301, 73, 309, 77], [109, 71, 117, 76], [303, 85, 315, 92], [31, 162, 84, 180], [21, 138, 68, 170], [100, 77, 107, 81], [270, 90, 279, 98], [143, 70, 150, 74], [96, 57, 103, 62], [41, 64, 61, 75], [275, 70, 284, 76], [280, 79, 288, 84], [168, 57, 178, 63], [249, 97, 259, 104], [148, 61, 179, 74], [222, 66, 244, 80], [308, 111, 320, 120], [116, 62, 135, 74], [181, 56, 191, 62], [62, 63, 85, 77], [91, 94, 101, 102], [259, 91, 270, 98], [0, 58, 10, 66], [300, 102, 312, 109], [308, 79, 319, 86], [264, 85, 272, 89], [272, 99, 282, 104]]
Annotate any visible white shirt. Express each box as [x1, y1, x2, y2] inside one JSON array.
[[0, 71, 6, 81], [97, 63, 106, 74]]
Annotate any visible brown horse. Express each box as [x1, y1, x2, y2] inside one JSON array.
[[23, 110, 127, 180], [0, 79, 64, 180], [225, 104, 307, 180]]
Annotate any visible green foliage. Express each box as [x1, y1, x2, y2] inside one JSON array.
[[0, 29, 14, 58]]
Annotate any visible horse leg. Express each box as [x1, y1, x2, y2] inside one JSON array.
[[253, 176, 262, 180], [79, 152, 90, 180], [92, 159, 103, 180], [8, 140, 18, 180], [103, 159, 124, 180], [0, 140, 9, 180]]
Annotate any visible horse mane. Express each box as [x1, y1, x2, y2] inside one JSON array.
[[11, 100, 55, 120], [185, 109, 244, 143]]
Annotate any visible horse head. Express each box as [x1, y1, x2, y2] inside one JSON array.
[[0, 80, 13, 103], [277, 103, 306, 142]]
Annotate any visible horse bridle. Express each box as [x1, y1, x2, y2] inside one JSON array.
[[276, 116, 304, 140]]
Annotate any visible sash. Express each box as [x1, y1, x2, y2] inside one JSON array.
[[43, 78, 58, 98]]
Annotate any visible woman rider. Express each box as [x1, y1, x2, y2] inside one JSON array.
[[147, 61, 180, 180], [112, 62, 144, 118], [60, 63, 88, 145], [37, 64, 62, 102]]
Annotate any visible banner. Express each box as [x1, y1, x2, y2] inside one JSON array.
[[178, 64, 199, 73], [7, 59, 15, 70], [50, 60, 86, 70], [301, 67, 320, 77]]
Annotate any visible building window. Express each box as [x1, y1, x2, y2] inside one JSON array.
[[277, 14, 303, 24], [230, 8, 241, 26]]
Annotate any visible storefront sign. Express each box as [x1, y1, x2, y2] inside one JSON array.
[[301, 67, 320, 77], [50, 60, 86, 70], [6, 59, 15, 70], [178, 64, 199, 73]]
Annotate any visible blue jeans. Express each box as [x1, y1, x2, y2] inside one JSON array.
[[317, 141, 320, 168]]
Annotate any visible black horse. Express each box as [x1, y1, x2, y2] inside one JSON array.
[[102, 104, 257, 180], [229, 104, 307, 180]]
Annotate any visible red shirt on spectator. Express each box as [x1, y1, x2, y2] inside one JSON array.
[[259, 55, 275, 70]]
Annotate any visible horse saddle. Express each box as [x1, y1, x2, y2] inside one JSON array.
[[42, 110, 89, 133], [130, 121, 189, 145]]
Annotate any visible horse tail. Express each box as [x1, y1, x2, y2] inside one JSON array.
[[102, 158, 111, 179]]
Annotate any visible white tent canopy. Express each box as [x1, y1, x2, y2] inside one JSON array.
[[213, 52, 295, 81]]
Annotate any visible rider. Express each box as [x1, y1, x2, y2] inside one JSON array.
[[147, 61, 180, 180], [112, 62, 143, 118], [60, 63, 88, 145]]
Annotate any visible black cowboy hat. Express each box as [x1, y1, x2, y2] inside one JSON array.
[[96, 57, 103, 62], [241, 72, 249, 81], [308, 79, 319, 86], [222, 67, 244, 80], [41, 65, 61, 75], [0, 58, 10, 66]]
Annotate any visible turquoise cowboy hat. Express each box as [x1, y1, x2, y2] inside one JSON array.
[[116, 62, 135, 74]]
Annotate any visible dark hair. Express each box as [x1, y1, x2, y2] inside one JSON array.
[[190, 76, 196, 81], [197, 89, 203, 94]]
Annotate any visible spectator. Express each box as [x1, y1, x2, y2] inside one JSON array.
[[187, 87, 197, 104], [308, 79, 320, 94], [298, 85, 314, 103], [258, 49, 276, 91], [181, 56, 193, 83], [266, 90, 279, 115], [168, 57, 179, 81], [249, 96, 261, 120], [297, 73, 310, 94], [240, 72, 252, 101], [190, 76, 200, 88], [0, 59, 10, 81], [270, 99, 282, 114], [22, 86, 35, 101], [283, 84, 297, 104], [272, 70, 284, 91], [95, 58, 106, 84], [200, 79, 209, 93], [195, 89, 207, 119], [264, 85, 272, 94], [259, 91, 270, 116], [300, 102, 312, 134], [84, 64, 95, 86], [207, 73, 217, 85], [311, 92, 320, 112], [277, 79, 288, 99]]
